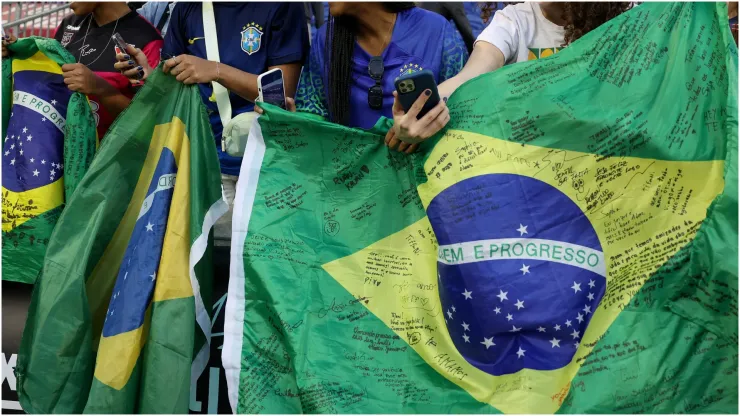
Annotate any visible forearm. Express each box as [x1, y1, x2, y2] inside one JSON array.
[[216, 63, 259, 102], [439, 42, 505, 99], [96, 84, 131, 118]]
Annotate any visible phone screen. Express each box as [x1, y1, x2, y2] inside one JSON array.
[[260, 70, 285, 109]]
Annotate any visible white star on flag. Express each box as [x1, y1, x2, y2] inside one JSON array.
[[514, 299, 525, 310], [50, 169, 56, 175], [574, 341, 580, 348], [446, 309, 453, 319], [3, 136, 7, 142], [516, 347, 526, 358], [124, 271, 128, 280], [565, 319, 572, 327], [10, 158, 15, 165], [516, 224, 528, 236], [510, 325, 521, 332], [554, 324, 561, 331], [41, 159, 46, 164], [462, 334, 470, 343], [571, 281, 582, 293], [462, 289, 473, 299], [19, 150, 23, 155], [32, 170, 39, 176], [587, 292, 595, 301], [41, 117, 46, 122], [145, 222, 154, 232], [550, 338, 561, 348], [588, 279, 596, 288], [520, 264, 530, 275], [51, 99, 57, 105], [493, 307, 501, 314], [22, 127, 27, 133], [10, 144, 14, 150], [506, 313, 513, 321], [481, 337, 495, 349], [583, 305, 592, 314], [571, 329, 580, 339], [576, 312, 584, 323], [461, 322, 470, 331], [3, 151, 8, 156], [150, 273, 156, 281], [30, 158, 34, 163], [451, 306, 456, 312], [27, 135, 32, 141], [537, 326, 546, 332], [496, 290, 508, 302]]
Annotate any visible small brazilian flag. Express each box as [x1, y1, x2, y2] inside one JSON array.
[[16, 67, 227, 413], [222, 2, 737, 414], [1, 37, 96, 284]]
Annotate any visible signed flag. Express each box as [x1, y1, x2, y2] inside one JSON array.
[[1, 37, 96, 284], [224, 2, 737, 414], [16, 68, 227, 413]]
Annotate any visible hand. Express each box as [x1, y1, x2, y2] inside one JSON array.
[[61, 63, 111, 95], [385, 127, 419, 154], [391, 90, 450, 144], [163, 54, 218, 84], [2, 34, 17, 58], [113, 44, 151, 82], [254, 97, 297, 114]]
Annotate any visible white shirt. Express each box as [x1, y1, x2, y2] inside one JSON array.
[[476, 2, 565, 64]]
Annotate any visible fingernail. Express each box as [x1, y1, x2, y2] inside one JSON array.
[[443, 97, 448, 103], [137, 66, 143, 70], [128, 60, 135, 65], [123, 54, 130, 60], [424, 89, 431, 96]]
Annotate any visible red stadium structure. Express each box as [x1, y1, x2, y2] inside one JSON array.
[[2, 2, 69, 39]]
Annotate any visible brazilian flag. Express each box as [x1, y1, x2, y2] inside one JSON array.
[[1, 37, 97, 284], [223, 2, 737, 414], [16, 68, 227, 413]]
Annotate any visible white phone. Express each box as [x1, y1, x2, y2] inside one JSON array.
[[257, 68, 286, 109]]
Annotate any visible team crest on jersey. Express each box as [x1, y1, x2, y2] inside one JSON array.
[[399, 63, 423, 76], [241, 23, 263, 55]]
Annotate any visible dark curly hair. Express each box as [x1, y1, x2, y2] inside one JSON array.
[[561, 2, 633, 46]]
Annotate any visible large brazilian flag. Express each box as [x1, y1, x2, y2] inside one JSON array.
[[1, 37, 97, 284], [223, 2, 737, 414], [16, 67, 227, 413]]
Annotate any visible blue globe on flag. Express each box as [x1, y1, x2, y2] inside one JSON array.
[[427, 174, 606, 376]]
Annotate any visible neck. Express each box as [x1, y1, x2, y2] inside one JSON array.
[[353, 5, 396, 41], [538, 3, 567, 26], [92, 3, 130, 26]]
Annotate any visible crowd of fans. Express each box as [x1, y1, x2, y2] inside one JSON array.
[[2, 1, 738, 244]]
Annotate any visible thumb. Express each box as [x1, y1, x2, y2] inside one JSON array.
[[61, 63, 78, 72], [285, 97, 297, 112]]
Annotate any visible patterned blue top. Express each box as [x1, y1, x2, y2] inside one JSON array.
[[295, 7, 468, 129]]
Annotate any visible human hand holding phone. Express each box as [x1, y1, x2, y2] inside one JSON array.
[[112, 33, 151, 83]]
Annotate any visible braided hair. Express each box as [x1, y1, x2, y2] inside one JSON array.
[[325, 2, 415, 125], [561, 2, 633, 46]]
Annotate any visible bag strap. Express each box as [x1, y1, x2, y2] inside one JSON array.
[[202, 2, 232, 127], [156, 2, 172, 32]]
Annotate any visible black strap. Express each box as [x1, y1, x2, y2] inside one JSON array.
[[156, 2, 172, 32]]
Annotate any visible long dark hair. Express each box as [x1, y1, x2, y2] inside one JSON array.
[[325, 2, 415, 125]]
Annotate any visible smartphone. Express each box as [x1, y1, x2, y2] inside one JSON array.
[[111, 32, 128, 56], [257, 68, 286, 109], [394, 70, 440, 119]]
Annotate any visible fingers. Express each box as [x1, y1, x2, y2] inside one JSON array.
[[387, 135, 400, 150], [406, 89, 432, 119], [418, 108, 450, 139], [404, 143, 419, 155], [384, 128, 395, 145], [175, 69, 191, 82], [61, 63, 79, 72], [113, 59, 136, 71], [285, 97, 297, 112], [163, 55, 178, 73], [254, 103, 264, 114], [418, 99, 446, 125], [398, 141, 410, 152], [391, 91, 404, 116]]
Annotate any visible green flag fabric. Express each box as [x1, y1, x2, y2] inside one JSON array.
[[223, 2, 737, 414], [1, 37, 97, 284], [16, 67, 227, 413]]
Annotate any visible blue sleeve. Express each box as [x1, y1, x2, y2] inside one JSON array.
[[464, 2, 485, 38], [136, 2, 158, 26], [440, 20, 469, 82], [266, 3, 310, 67], [294, 38, 329, 119], [162, 4, 187, 58]]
